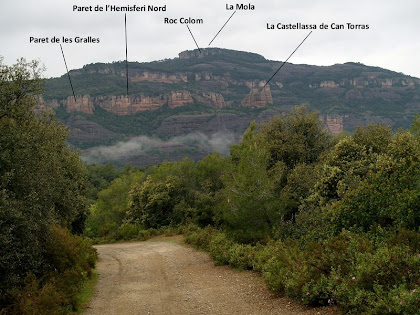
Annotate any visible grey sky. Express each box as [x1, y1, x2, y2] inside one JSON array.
[[1, 0, 419, 79]]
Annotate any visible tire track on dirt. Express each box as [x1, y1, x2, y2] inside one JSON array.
[[85, 236, 338, 315]]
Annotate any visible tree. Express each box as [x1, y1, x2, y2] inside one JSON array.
[[330, 131, 420, 233], [222, 123, 280, 243], [0, 58, 89, 303], [85, 171, 146, 237], [314, 124, 391, 206], [260, 106, 332, 170], [129, 175, 184, 228]]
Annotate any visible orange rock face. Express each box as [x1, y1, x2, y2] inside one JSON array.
[[168, 91, 194, 109], [96, 95, 167, 115], [241, 86, 273, 107], [66, 95, 95, 114], [201, 92, 226, 108], [130, 71, 188, 84]]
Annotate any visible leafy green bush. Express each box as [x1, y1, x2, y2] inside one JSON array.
[[6, 226, 97, 314], [9, 275, 67, 315], [184, 225, 215, 250], [208, 232, 234, 265], [115, 223, 143, 240], [227, 244, 255, 270]]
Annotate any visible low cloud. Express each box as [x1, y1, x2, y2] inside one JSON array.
[[81, 131, 237, 164]]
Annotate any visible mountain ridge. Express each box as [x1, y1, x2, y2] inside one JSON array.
[[37, 48, 420, 164]]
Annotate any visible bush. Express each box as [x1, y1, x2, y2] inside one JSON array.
[[185, 226, 255, 269], [45, 226, 97, 276], [9, 275, 67, 315], [184, 225, 215, 250], [228, 244, 255, 270], [255, 230, 420, 313], [208, 232, 234, 265], [185, 225, 420, 314], [115, 223, 143, 240], [5, 226, 97, 314]]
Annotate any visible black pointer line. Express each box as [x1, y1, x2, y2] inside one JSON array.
[[208, 10, 237, 46], [125, 13, 129, 97], [60, 44, 76, 102], [186, 24, 202, 53], [263, 31, 313, 88]]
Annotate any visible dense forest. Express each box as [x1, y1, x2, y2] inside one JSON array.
[[3, 56, 420, 314]]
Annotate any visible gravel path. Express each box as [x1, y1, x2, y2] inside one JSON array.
[[85, 236, 338, 315]]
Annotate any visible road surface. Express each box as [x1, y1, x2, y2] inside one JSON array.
[[85, 236, 337, 315]]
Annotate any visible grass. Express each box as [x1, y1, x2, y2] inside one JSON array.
[[73, 270, 98, 314]]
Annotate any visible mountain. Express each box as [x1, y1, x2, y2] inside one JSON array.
[[38, 48, 420, 165]]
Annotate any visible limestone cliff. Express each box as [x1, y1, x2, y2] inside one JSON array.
[[41, 94, 167, 116], [42, 47, 420, 156], [309, 77, 420, 89], [168, 91, 194, 108], [321, 115, 344, 134], [179, 49, 222, 59], [320, 81, 340, 88], [95, 95, 166, 115], [194, 92, 226, 108], [130, 71, 188, 84], [66, 95, 95, 114], [241, 86, 273, 107], [42, 91, 204, 115]]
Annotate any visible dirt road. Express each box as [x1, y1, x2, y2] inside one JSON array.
[[85, 236, 337, 315]]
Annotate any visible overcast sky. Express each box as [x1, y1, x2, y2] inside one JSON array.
[[1, 0, 419, 79]]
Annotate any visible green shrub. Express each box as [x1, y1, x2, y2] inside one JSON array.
[[208, 232, 234, 265], [5, 226, 97, 314], [97, 222, 118, 238], [115, 223, 142, 240], [332, 240, 420, 314], [9, 275, 67, 315], [138, 228, 160, 240], [227, 244, 255, 270], [184, 226, 215, 250]]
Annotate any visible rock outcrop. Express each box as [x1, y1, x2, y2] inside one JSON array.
[[168, 91, 194, 108], [194, 92, 226, 108], [96, 95, 166, 115], [321, 115, 344, 134], [320, 81, 340, 88], [179, 49, 222, 59], [130, 71, 188, 84], [66, 95, 95, 114], [40, 90, 222, 115], [241, 86, 273, 107]]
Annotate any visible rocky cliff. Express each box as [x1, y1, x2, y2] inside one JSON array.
[[41, 90, 225, 115], [241, 86, 273, 107], [168, 91, 194, 109], [41, 48, 420, 164]]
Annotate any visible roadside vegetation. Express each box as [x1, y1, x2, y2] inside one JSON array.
[[0, 58, 97, 314], [86, 106, 420, 314], [3, 55, 420, 314]]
